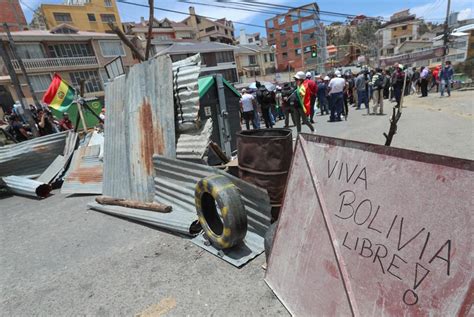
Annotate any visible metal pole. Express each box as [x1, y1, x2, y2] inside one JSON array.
[[399, 69, 408, 113], [215, 74, 232, 158], [298, 10, 304, 70], [145, 0, 154, 60], [442, 0, 451, 63], [108, 22, 145, 62], [3, 23, 41, 109], [0, 40, 39, 137], [77, 80, 88, 133]]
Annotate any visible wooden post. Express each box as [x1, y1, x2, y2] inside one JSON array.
[[108, 22, 145, 62], [145, 0, 154, 60], [77, 80, 88, 133]]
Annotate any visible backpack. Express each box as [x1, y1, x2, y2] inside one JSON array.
[[257, 88, 273, 106], [374, 75, 384, 90]]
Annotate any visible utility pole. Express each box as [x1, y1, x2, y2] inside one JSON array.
[[3, 23, 41, 110], [0, 39, 39, 137], [442, 0, 451, 63], [145, 0, 154, 60], [297, 10, 304, 71]]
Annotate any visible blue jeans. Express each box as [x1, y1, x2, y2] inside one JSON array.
[[357, 90, 368, 109], [253, 110, 261, 129], [330, 92, 343, 121], [440, 79, 451, 96]]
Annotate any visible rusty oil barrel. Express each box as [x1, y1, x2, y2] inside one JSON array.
[[236, 128, 293, 221]]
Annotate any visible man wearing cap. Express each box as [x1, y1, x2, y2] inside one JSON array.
[[58, 112, 73, 131], [293, 71, 315, 133], [328, 70, 346, 122], [239, 89, 256, 130], [305, 72, 318, 123]]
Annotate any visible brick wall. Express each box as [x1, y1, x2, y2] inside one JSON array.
[[0, 0, 27, 31]]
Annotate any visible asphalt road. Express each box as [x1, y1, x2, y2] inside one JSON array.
[[1, 90, 472, 316], [275, 90, 474, 160], [0, 191, 287, 316]]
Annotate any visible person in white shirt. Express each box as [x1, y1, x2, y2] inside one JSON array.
[[239, 89, 257, 130], [328, 71, 347, 122]]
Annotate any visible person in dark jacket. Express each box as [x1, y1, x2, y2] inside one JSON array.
[[256, 83, 275, 128], [439, 60, 454, 97]]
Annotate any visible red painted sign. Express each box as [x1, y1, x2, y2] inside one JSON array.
[[266, 134, 473, 316]]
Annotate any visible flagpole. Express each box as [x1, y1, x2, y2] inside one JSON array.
[[76, 80, 88, 134]]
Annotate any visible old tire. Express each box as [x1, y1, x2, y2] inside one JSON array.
[[195, 175, 247, 249]]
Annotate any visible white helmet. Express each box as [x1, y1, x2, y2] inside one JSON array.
[[324, 76, 330, 81], [305, 72, 312, 78], [293, 71, 306, 80], [335, 70, 342, 77]]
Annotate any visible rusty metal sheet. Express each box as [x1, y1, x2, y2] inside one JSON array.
[[103, 55, 175, 202], [266, 134, 473, 316], [61, 144, 103, 195]]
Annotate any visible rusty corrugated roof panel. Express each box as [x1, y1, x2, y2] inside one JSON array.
[[103, 55, 175, 202], [61, 144, 103, 195], [0, 131, 68, 177]]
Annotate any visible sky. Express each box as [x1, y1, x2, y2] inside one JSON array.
[[20, 0, 474, 35]]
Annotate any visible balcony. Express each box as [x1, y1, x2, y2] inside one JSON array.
[[11, 56, 99, 73]]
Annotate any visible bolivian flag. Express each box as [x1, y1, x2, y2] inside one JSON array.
[[42, 74, 75, 112], [296, 80, 311, 115]]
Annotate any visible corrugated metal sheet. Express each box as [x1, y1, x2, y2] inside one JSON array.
[[173, 54, 201, 126], [37, 155, 65, 184], [153, 155, 272, 266], [176, 119, 213, 162], [2, 175, 51, 198], [0, 131, 69, 177], [61, 144, 103, 194], [103, 55, 175, 203], [87, 202, 201, 237], [266, 134, 474, 316]]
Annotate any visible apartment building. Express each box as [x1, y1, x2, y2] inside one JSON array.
[[235, 44, 275, 81], [182, 7, 235, 44], [238, 30, 267, 46], [0, 0, 27, 31], [31, 0, 122, 33], [265, 2, 326, 73], [376, 10, 422, 57], [123, 17, 197, 54], [157, 42, 238, 83], [0, 24, 135, 105]]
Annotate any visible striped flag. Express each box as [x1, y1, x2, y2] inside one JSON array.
[[42, 74, 75, 112]]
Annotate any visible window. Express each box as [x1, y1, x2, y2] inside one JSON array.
[[104, 0, 112, 7], [100, 14, 116, 23], [216, 51, 234, 63], [225, 29, 228, 35], [293, 37, 300, 45], [400, 37, 406, 43], [269, 32, 274, 39], [393, 27, 397, 31], [402, 25, 407, 30], [99, 40, 125, 57], [30, 74, 51, 92], [267, 19, 274, 28], [281, 41, 287, 48], [292, 24, 300, 32], [282, 52, 288, 59], [48, 43, 94, 58], [295, 48, 301, 55], [269, 53, 274, 62], [280, 29, 286, 35], [264, 54, 268, 63], [303, 32, 315, 42], [409, 36, 413, 40], [16, 43, 45, 59], [248, 38, 254, 43], [455, 53, 465, 60], [69, 70, 103, 93], [205, 26, 216, 33], [301, 20, 315, 30], [87, 13, 96, 22], [278, 16, 286, 25], [291, 13, 299, 21], [304, 46, 311, 53], [249, 55, 257, 65], [53, 13, 72, 22]]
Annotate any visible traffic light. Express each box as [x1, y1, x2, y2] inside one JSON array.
[[311, 45, 317, 58]]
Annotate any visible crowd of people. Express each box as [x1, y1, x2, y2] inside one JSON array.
[[239, 60, 455, 133]]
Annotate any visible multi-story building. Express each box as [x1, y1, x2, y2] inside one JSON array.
[[235, 44, 275, 81], [238, 29, 267, 46], [123, 17, 197, 55], [265, 2, 326, 73], [376, 10, 422, 57], [181, 7, 235, 44], [0, 0, 27, 31], [0, 24, 136, 106], [156, 41, 238, 82], [31, 0, 122, 33]]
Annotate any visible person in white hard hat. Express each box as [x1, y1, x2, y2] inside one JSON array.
[[328, 71, 347, 122], [305, 72, 318, 123], [292, 71, 315, 133]]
